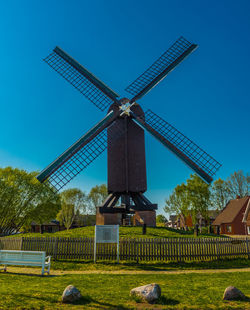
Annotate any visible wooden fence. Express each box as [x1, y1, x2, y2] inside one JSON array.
[[0, 238, 22, 251], [0, 237, 249, 262]]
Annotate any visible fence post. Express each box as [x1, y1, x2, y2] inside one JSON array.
[[178, 238, 181, 262], [53, 237, 59, 260], [245, 237, 250, 259], [136, 239, 139, 263], [215, 238, 219, 260], [20, 237, 23, 250]]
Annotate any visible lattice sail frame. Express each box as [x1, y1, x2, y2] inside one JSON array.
[[125, 37, 196, 100], [144, 109, 221, 179], [43, 120, 125, 193], [44, 51, 116, 111]]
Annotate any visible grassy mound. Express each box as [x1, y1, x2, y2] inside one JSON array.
[[8, 226, 221, 239]]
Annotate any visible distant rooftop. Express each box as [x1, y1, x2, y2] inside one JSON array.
[[213, 196, 250, 225]]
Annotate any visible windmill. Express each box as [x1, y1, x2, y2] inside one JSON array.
[[37, 36, 221, 226]]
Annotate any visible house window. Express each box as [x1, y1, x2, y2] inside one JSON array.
[[247, 226, 250, 235], [226, 225, 232, 233]]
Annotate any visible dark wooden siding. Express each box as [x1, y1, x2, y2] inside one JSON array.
[[107, 104, 147, 193]]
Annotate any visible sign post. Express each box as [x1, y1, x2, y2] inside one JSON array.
[[94, 225, 119, 263]]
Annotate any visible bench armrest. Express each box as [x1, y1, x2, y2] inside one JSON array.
[[45, 256, 51, 264]]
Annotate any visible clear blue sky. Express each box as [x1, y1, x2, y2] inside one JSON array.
[[0, 0, 249, 215]]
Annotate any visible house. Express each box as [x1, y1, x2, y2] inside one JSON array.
[[212, 196, 250, 235], [31, 220, 61, 233]]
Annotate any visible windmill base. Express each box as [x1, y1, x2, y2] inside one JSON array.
[[133, 210, 156, 227], [96, 192, 157, 227], [96, 209, 156, 227]]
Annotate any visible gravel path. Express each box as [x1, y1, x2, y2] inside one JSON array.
[[2, 267, 250, 276]]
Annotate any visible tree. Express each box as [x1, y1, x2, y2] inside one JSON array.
[[210, 178, 229, 210], [226, 170, 249, 199], [164, 183, 189, 217], [27, 201, 61, 233], [156, 214, 167, 226], [186, 174, 211, 223], [0, 166, 60, 235], [57, 188, 87, 230], [164, 174, 210, 226], [88, 184, 108, 214], [57, 203, 75, 230]]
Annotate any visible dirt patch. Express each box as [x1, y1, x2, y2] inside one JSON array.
[[2, 266, 250, 276]]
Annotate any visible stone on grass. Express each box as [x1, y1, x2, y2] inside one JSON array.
[[62, 285, 82, 303], [130, 283, 161, 303], [223, 286, 246, 301]]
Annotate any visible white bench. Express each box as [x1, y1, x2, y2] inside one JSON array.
[[0, 250, 51, 275]]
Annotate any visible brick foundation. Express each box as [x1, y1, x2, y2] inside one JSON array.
[[133, 211, 156, 227], [96, 209, 156, 227], [96, 208, 122, 225]]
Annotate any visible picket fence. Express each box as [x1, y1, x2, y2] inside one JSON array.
[[0, 237, 249, 262]]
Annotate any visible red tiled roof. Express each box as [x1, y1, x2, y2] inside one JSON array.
[[212, 196, 249, 225]]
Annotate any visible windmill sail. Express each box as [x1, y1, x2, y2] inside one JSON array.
[[44, 46, 120, 111], [132, 109, 221, 183], [37, 111, 123, 192], [125, 37, 197, 102], [38, 37, 221, 204]]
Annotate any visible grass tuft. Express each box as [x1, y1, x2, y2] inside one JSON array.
[[130, 294, 143, 303]]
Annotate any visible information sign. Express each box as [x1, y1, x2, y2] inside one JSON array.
[[94, 225, 119, 263]]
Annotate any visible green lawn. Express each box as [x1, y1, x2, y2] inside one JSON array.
[[0, 271, 249, 309], [8, 226, 222, 239]]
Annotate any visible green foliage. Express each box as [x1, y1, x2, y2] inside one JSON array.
[[88, 184, 108, 213], [56, 184, 108, 228], [186, 174, 210, 222], [57, 204, 75, 230], [156, 214, 167, 226], [164, 184, 188, 217], [57, 188, 87, 230], [0, 167, 59, 235], [164, 174, 210, 224], [60, 188, 87, 213], [211, 178, 229, 210], [25, 200, 61, 233]]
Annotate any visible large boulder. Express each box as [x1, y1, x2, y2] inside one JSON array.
[[130, 283, 161, 303], [223, 286, 246, 300], [62, 285, 82, 303]]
